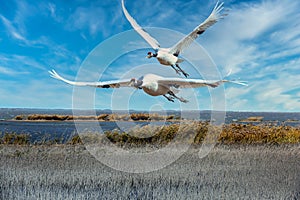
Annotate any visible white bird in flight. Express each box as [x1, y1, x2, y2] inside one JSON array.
[[49, 70, 246, 103], [121, 0, 227, 78]]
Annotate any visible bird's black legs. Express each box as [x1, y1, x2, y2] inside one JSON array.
[[170, 64, 189, 77], [163, 94, 175, 102], [175, 64, 189, 78], [170, 65, 181, 75], [167, 91, 188, 103]]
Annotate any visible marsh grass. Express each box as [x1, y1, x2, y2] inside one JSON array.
[[78, 123, 300, 146], [220, 124, 300, 144], [0, 133, 30, 145], [1, 123, 300, 146]]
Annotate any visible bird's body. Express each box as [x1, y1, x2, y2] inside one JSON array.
[[49, 70, 247, 103], [140, 74, 171, 96], [122, 0, 227, 77], [155, 48, 178, 66]]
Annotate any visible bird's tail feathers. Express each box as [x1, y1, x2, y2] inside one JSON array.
[[176, 58, 184, 63], [226, 80, 248, 86], [170, 86, 180, 94]]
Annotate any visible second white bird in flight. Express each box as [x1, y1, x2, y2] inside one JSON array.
[[121, 0, 227, 77], [49, 70, 246, 103]]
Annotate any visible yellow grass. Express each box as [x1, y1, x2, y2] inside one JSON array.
[[2, 122, 300, 145]]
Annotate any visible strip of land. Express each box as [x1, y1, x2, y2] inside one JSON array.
[[13, 113, 179, 121], [13, 113, 285, 123]]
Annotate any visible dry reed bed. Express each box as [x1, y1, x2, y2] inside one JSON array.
[[1, 122, 300, 146]]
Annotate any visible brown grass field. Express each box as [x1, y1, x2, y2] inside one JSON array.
[[1, 121, 300, 199], [1, 122, 300, 145]]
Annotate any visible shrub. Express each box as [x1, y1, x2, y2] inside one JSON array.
[[27, 114, 69, 121], [67, 135, 83, 145], [219, 124, 300, 144], [14, 115, 24, 120], [2, 133, 30, 145]]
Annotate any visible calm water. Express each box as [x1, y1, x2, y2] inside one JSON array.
[[0, 108, 299, 143]]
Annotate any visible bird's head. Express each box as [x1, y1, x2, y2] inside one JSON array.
[[129, 78, 136, 86], [146, 52, 157, 59]]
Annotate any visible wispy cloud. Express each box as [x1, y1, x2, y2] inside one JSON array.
[[66, 2, 123, 38], [0, 77, 74, 108], [0, 66, 29, 76], [0, 54, 48, 75], [0, 15, 26, 41], [0, 0, 40, 45], [47, 3, 63, 23]]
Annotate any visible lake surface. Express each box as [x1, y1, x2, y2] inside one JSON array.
[[0, 108, 299, 143]]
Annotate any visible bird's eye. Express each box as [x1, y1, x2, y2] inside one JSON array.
[[147, 52, 152, 55]]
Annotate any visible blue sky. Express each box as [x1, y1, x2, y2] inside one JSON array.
[[0, 0, 299, 112]]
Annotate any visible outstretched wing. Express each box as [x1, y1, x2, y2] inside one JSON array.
[[157, 77, 247, 89], [121, 0, 160, 50], [49, 70, 133, 88], [169, 1, 226, 56]]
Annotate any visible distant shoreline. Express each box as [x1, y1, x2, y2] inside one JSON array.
[[11, 113, 295, 123], [1, 109, 300, 125], [12, 113, 180, 122]]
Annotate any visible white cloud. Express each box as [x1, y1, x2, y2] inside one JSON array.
[[67, 6, 111, 37], [47, 3, 60, 22], [0, 76, 74, 108], [0, 1, 40, 45], [252, 72, 300, 111], [226, 85, 252, 100], [193, 0, 300, 111], [1, 54, 45, 71], [198, 0, 300, 71], [0, 66, 29, 76], [0, 15, 26, 42], [226, 1, 287, 40]]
